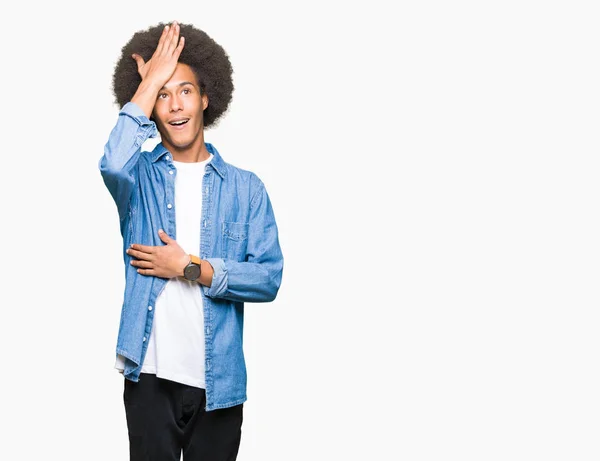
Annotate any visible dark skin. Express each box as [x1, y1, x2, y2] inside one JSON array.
[[126, 21, 214, 286]]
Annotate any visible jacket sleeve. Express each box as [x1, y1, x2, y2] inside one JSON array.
[[202, 180, 284, 303], [98, 102, 158, 221]]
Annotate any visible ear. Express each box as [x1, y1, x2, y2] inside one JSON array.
[[202, 93, 209, 110]]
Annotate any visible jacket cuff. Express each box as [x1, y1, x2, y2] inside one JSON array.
[[119, 102, 158, 137], [202, 258, 227, 298]]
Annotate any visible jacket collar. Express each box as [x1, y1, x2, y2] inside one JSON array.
[[150, 142, 227, 179]]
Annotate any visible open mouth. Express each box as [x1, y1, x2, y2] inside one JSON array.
[[168, 118, 190, 129]]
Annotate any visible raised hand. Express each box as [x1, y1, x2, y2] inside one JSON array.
[[132, 21, 185, 87]]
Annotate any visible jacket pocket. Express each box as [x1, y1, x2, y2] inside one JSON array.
[[222, 221, 249, 261]]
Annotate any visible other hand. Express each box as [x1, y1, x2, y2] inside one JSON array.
[[127, 229, 189, 279]]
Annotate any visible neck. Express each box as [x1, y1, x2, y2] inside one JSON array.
[[163, 133, 210, 163]]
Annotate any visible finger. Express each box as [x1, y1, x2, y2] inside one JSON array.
[[127, 248, 154, 261], [162, 22, 177, 55], [155, 24, 170, 56], [136, 268, 156, 276], [130, 259, 153, 269], [165, 21, 180, 55], [174, 36, 185, 58], [131, 54, 145, 72], [158, 229, 172, 244], [125, 248, 153, 261], [129, 244, 155, 254]]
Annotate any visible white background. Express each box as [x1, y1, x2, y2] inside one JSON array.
[[1, 0, 599, 459]]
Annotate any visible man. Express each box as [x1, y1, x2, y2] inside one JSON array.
[[99, 21, 283, 460]]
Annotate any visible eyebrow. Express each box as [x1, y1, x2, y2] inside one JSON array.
[[160, 81, 196, 91]]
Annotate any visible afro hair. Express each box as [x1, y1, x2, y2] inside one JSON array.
[[112, 22, 234, 129]]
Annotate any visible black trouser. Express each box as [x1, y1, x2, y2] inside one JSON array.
[[123, 373, 243, 461]]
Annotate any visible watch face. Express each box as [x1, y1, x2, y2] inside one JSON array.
[[184, 264, 201, 281]]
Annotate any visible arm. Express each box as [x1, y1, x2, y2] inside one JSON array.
[[129, 21, 185, 118], [99, 22, 184, 219], [99, 103, 157, 220], [126, 183, 283, 303], [203, 180, 284, 303], [127, 229, 216, 284]]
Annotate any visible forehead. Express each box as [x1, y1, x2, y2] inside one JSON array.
[[163, 63, 198, 88]]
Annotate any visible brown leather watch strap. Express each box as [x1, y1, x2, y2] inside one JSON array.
[[189, 254, 202, 265]]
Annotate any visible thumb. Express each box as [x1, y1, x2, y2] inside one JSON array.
[[158, 229, 172, 244], [131, 53, 145, 72]]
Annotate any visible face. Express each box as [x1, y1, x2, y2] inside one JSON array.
[[152, 63, 208, 152]]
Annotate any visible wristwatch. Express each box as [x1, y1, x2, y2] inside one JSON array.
[[183, 255, 202, 281]]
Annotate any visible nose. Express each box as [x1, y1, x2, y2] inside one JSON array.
[[170, 93, 183, 112]]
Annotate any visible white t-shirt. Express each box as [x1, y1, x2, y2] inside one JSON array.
[[115, 154, 213, 388]]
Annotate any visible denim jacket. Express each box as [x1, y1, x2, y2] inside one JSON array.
[[99, 102, 283, 410]]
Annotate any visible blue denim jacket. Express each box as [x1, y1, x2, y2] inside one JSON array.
[[99, 102, 283, 410]]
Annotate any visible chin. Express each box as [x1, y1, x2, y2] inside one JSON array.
[[173, 143, 194, 150], [166, 136, 193, 148]]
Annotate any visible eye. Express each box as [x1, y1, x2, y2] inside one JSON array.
[[182, 88, 191, 94], [158, 93, 168, 99]]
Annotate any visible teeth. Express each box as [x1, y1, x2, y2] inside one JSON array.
[[170, 120, 188, 125]]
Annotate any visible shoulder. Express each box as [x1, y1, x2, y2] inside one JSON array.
[[223, 161, 267, 205], [223, 161, 264, 188], [208, 145, 265, 191], [206, 144, 270, 205]]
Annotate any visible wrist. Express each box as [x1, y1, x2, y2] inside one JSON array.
[[182, 254, 202, 281], [138, 78, 163, 93], [131, 80, 163, 118], [198, 259, 215, 287], [179, 255, 191, 277]]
